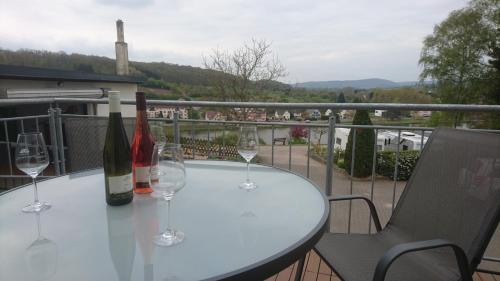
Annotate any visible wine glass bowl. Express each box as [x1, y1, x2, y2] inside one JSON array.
[[149, 143, 186, 246], [237, 126, 259, 190], [15, 132, 51, 213]]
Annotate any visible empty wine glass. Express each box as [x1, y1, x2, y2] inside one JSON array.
[[150, 143, 186, 246], [15, 132, 51, 213], [237, 125, 259, 190]]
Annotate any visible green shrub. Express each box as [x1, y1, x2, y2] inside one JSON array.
[[337, 159, 346, 169], [213, 133, 239, 146], [344, 110, 375, 177], [289, 138, 307, 145], [333, 148, 345, 164], [376, 150, 420, 180]]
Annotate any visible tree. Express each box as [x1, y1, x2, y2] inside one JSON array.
[[336, 92, 346, 103], [344, 110, 375, 178], [188, 109, 200, 120], [203, 39, 286, 102], [419, 0, 499, 125]]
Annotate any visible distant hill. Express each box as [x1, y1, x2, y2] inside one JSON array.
[[293, 78, 420, 89], [0, 48, 219, 86]]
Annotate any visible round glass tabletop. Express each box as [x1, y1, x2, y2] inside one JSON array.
[[0, 160, 328, 281]]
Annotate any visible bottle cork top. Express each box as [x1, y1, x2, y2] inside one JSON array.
[[136, 92, 146, 110], [109, 92, 121, 113]]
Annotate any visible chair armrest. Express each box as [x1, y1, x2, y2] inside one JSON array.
[[328, 195, 382, 232], [372, 239, 472, 281]]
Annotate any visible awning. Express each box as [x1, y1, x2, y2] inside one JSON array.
[[2, 88, 105, 99]]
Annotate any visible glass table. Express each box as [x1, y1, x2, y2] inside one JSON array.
[[0, 160, 328, 281]]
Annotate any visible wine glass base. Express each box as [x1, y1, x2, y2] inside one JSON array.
[[22, 202, 51, 213], [154, 229, 185, 247], [239, 182, 258, 190]]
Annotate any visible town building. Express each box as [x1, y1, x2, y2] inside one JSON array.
[[308, 109, 321, 120], [282, 110, 291, 120], [374, 110, 387, 117], [205, 111, 226, 121], [147, 105, 189, 119]]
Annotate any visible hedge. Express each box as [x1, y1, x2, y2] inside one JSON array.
[[376, 150, 420, 181]]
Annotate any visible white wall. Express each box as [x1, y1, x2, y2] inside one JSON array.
[[0, 79, 138, 117], [334, 128, 350, 150]]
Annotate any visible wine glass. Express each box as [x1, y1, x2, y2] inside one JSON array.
[[237, 125, 259, 190], [15, 132, 51, 213], [149, 143, 186, 246]]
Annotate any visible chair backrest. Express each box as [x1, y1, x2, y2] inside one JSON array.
[[388, 128, 500, 269]]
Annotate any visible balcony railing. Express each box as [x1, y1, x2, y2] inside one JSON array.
[[1, 98, 500, 274]]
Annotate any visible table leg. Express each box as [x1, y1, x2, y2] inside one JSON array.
[[295, 255, 306, 281]]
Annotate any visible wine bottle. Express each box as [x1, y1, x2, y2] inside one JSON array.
[[103, 92, 133, 206], [131, 92, 155, 194]]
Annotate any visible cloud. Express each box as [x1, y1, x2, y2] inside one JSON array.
[[95, 0, 155, 8], [0, 0, 470, 82]]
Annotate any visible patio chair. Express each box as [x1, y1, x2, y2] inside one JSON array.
[[310, 128, 500, 281]]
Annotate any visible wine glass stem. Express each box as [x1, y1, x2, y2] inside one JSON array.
[[246, 161, 250, 183], [167, 199, 172, 231], [32, 177, 39, 204]]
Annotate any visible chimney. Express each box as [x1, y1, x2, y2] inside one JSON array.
[[115, 19, 129, 75]]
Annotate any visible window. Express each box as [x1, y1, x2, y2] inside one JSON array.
[[336, 138, 342, 145]]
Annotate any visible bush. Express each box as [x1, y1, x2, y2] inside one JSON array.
[[213, 133, 239, 146], [333, 148, 345, 164], [291, 126, 308, 138], [344, 110, 375, 177], [289, 138, 307, 145], [376, 150, 420, 180], [337, 159, 346, 169]]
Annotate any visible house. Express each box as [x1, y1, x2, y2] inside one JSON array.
[[374, 110, 387, 117], [247, 110, 267, 121], [147, 105, 188, 119], [0, 20, 142, 118], [339, 110, 354, 120], [205, 111, 226, 121], [292, 112, 302, 120], [306, 109, 321, 120], [282, 111, 291, 120], [414, 111, 432, 117]]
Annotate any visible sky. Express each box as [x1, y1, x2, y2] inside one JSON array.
[[0, 0, 469, 83]]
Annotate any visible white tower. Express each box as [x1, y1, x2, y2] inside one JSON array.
[[115, 19, 129, 75]]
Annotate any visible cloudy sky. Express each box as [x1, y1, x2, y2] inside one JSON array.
[[0, 0, 469, 82]]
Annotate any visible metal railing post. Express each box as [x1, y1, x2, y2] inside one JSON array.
[[325, 116, 336, 233], [55, 107, 66, 174], [325, 116, 336, 197], [271, 125, 275, 166], [173, 112, 180, 145], [48, 108, 61, 176]]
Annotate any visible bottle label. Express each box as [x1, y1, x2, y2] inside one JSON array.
[[135, 166, 152, 183], [108, 173, 133, 194]]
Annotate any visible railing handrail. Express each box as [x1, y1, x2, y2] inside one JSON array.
[[1, 97, 500, 112]]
